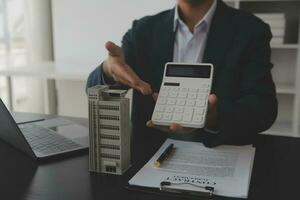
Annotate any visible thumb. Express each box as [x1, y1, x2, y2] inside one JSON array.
[[105, 41, 124, 57], [208, 94, 218, 109], [135, 80, 152, 95], [152, 92, 159, 102]]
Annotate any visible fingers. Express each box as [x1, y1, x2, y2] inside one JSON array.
[[132, 80, 152, 95], [105, 41, 124, 58], [114, 68, 152, 95], [152, 92, 159, 102], [208, 94, 218, 106], [115, 67, 152, 95], [170, 123, 195, 133], [119, 65, 152, 95], [104, 41, 152, 95], [146, 121, 195, 134], [206, 94, 218, 130], [208, 94, 218, 110], [146, 120, 170, 132], [169, 123, 184, 132], [138, 81, 152, 95], [113, 74, 151, 95]]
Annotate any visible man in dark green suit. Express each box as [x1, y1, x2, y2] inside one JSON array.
[[86, 0, 277, 164]]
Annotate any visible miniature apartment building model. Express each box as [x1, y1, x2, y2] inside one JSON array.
[[88, 85, 130, 175]]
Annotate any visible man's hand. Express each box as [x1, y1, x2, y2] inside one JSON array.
[[206, 94, 218, 130], [146, 93, 218, 133], [102, 41, 152, 95]]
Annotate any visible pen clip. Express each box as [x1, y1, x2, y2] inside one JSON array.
[[160, 181, 214, 198]]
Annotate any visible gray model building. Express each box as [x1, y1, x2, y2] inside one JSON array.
[[88, 85, 130, 175]]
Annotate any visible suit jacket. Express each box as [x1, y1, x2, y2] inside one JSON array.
[[86, 0, 278, 164]]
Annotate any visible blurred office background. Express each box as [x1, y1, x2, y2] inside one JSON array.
[[0, 0, 299, 137], [0, 0, 175, 115], [0, 0, 53, 113]]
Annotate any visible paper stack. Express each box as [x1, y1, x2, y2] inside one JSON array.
[[129, 139, 256, 198], [255, 13, 286, 45]]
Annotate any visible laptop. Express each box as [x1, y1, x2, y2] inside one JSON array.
[[0, 99, 89, 160]]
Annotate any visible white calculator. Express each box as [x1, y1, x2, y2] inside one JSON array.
[[152, 63, 214, 129]]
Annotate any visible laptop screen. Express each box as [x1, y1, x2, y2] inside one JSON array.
[[0, 99, 35, 158]]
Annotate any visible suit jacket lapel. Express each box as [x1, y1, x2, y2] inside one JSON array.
[[203, 0, 236, 95], [160, 9, 176, 63], [151, 9, 176, 90], [203, 0, 235, 67]]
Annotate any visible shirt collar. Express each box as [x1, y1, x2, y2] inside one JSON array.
[[173, 0, 217, 32]]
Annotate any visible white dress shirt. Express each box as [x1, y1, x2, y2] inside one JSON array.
[[173, 0, 217, 63], [173, 1, 219, 133]]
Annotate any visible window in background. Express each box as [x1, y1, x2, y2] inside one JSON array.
[[0, 0, 44, 113], [0, 0, 10, 106]]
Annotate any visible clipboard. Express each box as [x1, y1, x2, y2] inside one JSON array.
[[128, 139, 256, 198], [124, 183, 214, 200]]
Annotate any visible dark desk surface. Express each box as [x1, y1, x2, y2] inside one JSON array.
[[0, 112, 299, 200]]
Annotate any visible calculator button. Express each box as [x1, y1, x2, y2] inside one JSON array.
[[189, 88, 198, 93], [178, 92, 188, 98], [177, 99, 186, 106], [193, 115, 203, 123], [197, 94, 207, 99], [156, 105, 165, 112], [173, 113, 182, 121], [169, 91, 178, 98], [157, 98, 167, 105], [194, 108, 205, 115], [180, 88, 189, 92], [160, 91, 168, 97], [184, 107, 194, 114], [188, 93, 197, 99], [170, 87, 180, 91], [165, 106, 174, 113], [199, 88, 209, 93], [163, 113, 172, 120], [161, 87, 168, 91], [174, 107, 184, 113], [196, 100, 206, 107], [153, 113, 163, 120], [167, 99, 176, 105], [186, 100, 196, 107], [183, 113, 193, 122]]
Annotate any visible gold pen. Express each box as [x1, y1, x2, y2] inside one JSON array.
[[154, 143, 174, 167]]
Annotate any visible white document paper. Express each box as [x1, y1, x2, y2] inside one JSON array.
[[129, 139, 255, 198]]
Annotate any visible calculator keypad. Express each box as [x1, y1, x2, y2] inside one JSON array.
[[152, 84, 210, 128]]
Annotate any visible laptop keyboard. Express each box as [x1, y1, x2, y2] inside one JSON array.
[[20, 124, 81, 155]]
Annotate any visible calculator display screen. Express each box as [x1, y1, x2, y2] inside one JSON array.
[[166, 64, 211, 78]]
